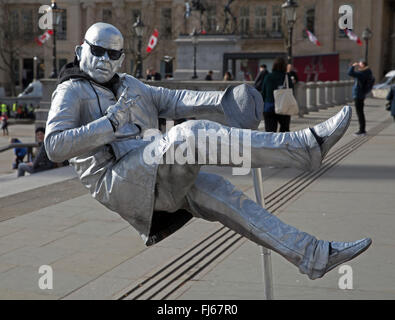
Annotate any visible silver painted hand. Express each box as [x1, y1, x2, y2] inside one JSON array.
[[105, 86, 133, 130]]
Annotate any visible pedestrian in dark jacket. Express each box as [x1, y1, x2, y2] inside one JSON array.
[[262, 57, 293, 132], [287, 63, 299, 91], [386, 85, 395, 121], [205, 70, 213, 81], [17, 127, 56, 177], [347, 60, 374, 135], [254, 64, 269, 92]]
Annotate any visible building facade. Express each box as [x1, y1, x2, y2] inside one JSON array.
[[0, 0, 394, 94]]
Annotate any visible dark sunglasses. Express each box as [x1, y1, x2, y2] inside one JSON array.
[[84, 39, 123, 60]]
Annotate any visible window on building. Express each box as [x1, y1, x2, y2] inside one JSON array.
[[22, 9, 33, 40], [254, 6, 267, 35], [305, 8, 315, 36], [240, 7, 250, 35], [130, 60, 135, 75], [272, 5, 282, 36], [161, 8, 172, 38], [102, 8, 112, 23], [10, 10, 19, 37], [206, 4, 217, 32], [12, 59, 20, 86], [56, 10, 67, 40], [22, 58, 33, 88], [131, 9, 141, 23], [160, 59, 173, 78]]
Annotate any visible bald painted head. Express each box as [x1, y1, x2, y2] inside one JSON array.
[[75, 23, 125, 83]]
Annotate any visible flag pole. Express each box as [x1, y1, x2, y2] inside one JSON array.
[[252, 168, 274, 300]]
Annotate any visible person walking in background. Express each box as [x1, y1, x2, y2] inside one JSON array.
[[262, 57, 294, 132], [287, 63, 299, 90], [223, 71, 233, 81], [205, 70, 213, 81], [386, 84, 395, 122], [348, 59, 374, 136], [17, 127, 56, 177], [1, 112, 8, 136], [254, 64, 269, 92], [12, 102, 17, 117], [1, 102, 7, 117]]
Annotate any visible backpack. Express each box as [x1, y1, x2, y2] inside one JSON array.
[[363, 73, 375, 95]]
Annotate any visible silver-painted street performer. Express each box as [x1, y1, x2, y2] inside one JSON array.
[[45, 23, 371, 280]]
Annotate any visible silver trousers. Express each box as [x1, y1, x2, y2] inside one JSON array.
[[153, 120, 329, 279]]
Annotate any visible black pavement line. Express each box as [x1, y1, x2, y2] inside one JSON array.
[[118, 227, 230, 300], [0, 178, 88, 221], [159, 236, 244, 300], [136, 232, 240, 300]]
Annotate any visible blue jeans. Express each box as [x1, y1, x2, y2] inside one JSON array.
[[17, 163, 35, 177]]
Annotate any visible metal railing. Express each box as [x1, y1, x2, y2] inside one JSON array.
[[0, 142, 39, 162]]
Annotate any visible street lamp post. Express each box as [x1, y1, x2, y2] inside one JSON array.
[[191, 28, 198, 79], [50, 0, 62, 79], [362, 28, 372, 65], [133, 16, 145, 79], [33, 56, 38, 81], [282, 0, 298, 64]]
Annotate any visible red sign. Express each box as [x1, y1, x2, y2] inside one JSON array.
[[293, 54, 339, 82]]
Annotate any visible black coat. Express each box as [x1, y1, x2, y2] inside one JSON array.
[[348, 66, 373, 100], [386, 86, 395, 117], [254, 70, 269, 92], [33, 142, 56, 171]]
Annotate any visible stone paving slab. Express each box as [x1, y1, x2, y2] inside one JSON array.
[[0, 166, 77, 198]]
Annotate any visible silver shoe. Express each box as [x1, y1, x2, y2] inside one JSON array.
[[310, 106, 352, 159], [314, 238, 372, 279]]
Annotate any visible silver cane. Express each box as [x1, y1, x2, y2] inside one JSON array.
[[252, 168, 274, 300]]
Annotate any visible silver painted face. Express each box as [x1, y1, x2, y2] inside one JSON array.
[[76, 23, 125, 83]]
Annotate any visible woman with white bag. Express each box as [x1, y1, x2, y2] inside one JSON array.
[[261, 57, 298, 132]]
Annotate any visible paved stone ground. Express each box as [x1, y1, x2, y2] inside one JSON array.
[[0, 98, 394, 299]]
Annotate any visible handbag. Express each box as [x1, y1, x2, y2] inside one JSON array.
[[273, 75, 299, 115]]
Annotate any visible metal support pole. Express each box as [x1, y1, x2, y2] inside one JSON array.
[[192, 40, 198, 79], [252, 168, 274, 300], [50, 27, 57, 79], [365, 39, 369, 65], [136, 36, 143, 79], [287, 26, 293, 64]]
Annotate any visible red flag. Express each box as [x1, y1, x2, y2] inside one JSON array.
[[306, 30, 321, 46], [146, 29, 159, 53], [35, 29, 54, 46], [344, 29, 363, 46]]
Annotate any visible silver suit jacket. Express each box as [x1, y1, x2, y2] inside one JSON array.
[[45, 74, 262, 245]]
